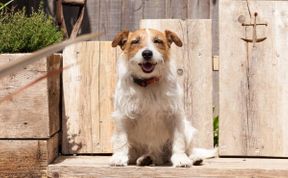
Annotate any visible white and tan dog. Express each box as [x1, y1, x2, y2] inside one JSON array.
[[110, 28, 215, 167]]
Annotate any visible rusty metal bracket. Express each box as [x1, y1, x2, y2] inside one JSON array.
[[241, 12, 268, 47]]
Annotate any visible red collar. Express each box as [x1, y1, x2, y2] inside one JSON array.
[[132, 76, 160, 87]]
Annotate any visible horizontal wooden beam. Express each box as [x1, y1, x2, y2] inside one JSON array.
[[48, 156, 288, 177], [0, 134, 59, 177]]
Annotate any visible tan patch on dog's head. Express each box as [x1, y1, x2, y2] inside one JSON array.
[[112, 29, 182, 61]]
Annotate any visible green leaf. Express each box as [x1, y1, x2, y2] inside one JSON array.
[[0, 3, 64, 53]]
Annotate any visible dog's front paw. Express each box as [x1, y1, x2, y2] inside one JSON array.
[[171, 153, 192, 167], [110, 153, 129, 166]]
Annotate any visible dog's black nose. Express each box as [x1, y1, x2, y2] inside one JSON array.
[[142, 50, 153, 60]]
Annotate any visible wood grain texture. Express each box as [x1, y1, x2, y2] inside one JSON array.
[[72, 0, 212, 40], [98, 42, 116, 152], [188, 0, 210, 19], [140, 19, 213, 148], [121, 0, 143, 31], [62, 42, 116, 154], [165, 0, 188, 19], [0, 133, 59, 177], [48, 156, 288, 178], [99, 0, 122, 40], [0, 54, 61, 139], [220, 0, 288, 156]]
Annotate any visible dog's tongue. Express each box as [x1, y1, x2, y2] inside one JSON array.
[[142, 63, 154, 73]]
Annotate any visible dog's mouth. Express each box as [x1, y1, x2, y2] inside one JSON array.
[[139, 62, 156, 73]]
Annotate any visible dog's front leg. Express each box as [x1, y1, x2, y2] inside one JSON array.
[[171, 119, 192, 167], [110, 119, 129, 166]]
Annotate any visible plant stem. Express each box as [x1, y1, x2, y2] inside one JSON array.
[[0, 0, 15, 11]]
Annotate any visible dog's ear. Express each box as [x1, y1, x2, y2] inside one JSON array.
[[165, 30, 183, 47], [112, 30, 129, 50]]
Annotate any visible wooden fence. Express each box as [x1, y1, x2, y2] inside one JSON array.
[[219, 0, 288, 157]]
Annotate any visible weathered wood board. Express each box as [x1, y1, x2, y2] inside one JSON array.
[[61, 0, 210, 40], [0, 54, 61, 138], [48, 156, 288, 178], [62, 41, 117, 154], [219, 0, 288, 156], [140, 19, 213, 149], [0, 133, 59, 177]]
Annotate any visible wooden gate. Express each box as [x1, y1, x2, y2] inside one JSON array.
[[219, 0, 288, 157]]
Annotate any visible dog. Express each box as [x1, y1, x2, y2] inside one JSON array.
[[110, 28, 215, 167]]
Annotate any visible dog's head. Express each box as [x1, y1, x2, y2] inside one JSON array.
[[112, 29, 182, 78]]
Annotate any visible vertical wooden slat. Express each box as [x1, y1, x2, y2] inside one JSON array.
[[98, 0, 122, 40], [121, 0, 144, 31], [188, 0, 210, 19], [62, 42, 117, 154], [165, 0, 189, 19], [220, 0, 288, 157], [140, 19, 213, 148], [98, 42, 116, 153], [85, 0, 100, 34], [62, 42, 100, 154], [143, 0, 167, 19], [186, 20, 213, 148], [210, 0, 220, 117], [86, 42, 101, 153]]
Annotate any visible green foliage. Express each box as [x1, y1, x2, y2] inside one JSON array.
[[0, 5, 63, 53], [213, 115, 219, 147]]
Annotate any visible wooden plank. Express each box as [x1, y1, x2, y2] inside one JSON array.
[[220, 0, 288, 156], [210, 0, 219, 55], [143, 0, 167, 19], [48, 156, 288, 178], [60, 0, 213, 37], [186, 20, 213, 148], [62, 42, 117, 154], [0, 54, 61, 139], [62, 43, 98, 154], [98, 42, 116, 153], [83, 0, 100, 35], [98, 0, 122, 40], [121, 0, 144, 31], [0, 133, 59, 177], [188, 0, 210, 19], [48, 54, 62, 138], [165, 0, 189, 19], [140, 19, 213, 148]]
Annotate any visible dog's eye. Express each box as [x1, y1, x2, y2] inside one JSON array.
[[153, 38, 163, 44], [131, 39, 140, 45]]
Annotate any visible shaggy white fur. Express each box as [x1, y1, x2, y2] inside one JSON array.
[[110, 29, 215, 167]]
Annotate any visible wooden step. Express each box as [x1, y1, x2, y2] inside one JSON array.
[[48, 156, 288, 177]]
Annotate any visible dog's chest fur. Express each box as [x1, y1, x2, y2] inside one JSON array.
[[115, 76, 182, 153]]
